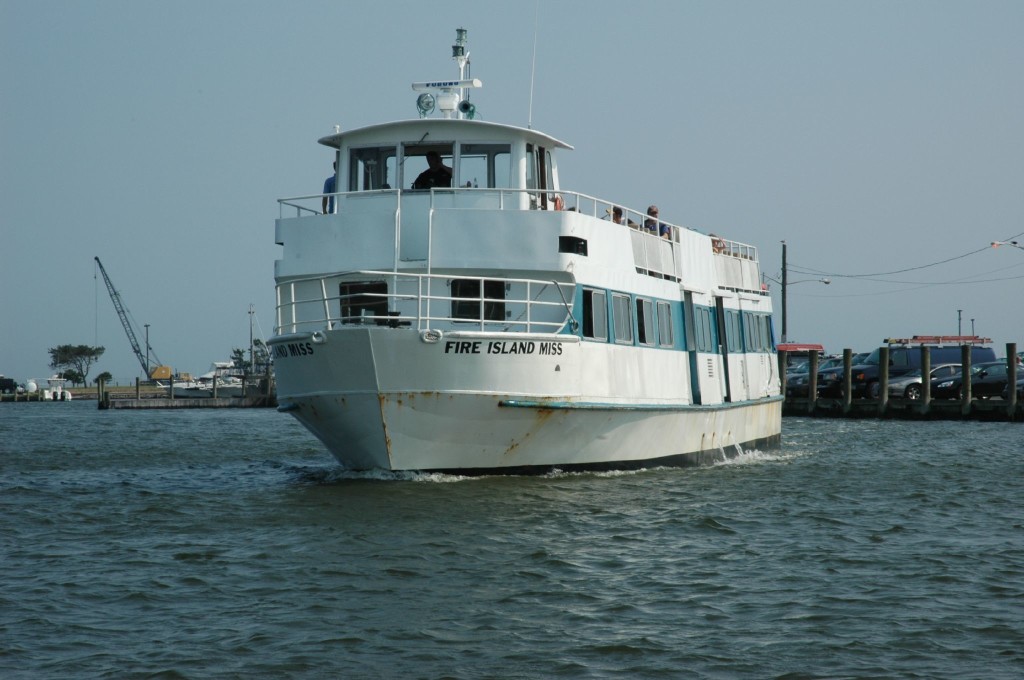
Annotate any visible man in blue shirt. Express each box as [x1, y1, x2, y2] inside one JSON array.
[[645, 205, 670, 238], [322, 161, 337, 214]]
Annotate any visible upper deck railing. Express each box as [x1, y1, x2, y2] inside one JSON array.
[[277, 187, 763, 293]]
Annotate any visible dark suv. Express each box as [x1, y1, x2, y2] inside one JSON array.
[[817, 344, 997, 399]]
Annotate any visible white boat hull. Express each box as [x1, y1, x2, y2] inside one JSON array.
[[273, 328, 781, 473]]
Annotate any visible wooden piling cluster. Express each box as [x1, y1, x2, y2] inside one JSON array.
[[782, 343, 1021, 421]]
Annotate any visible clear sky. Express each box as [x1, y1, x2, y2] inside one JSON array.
[[3, 0, 1023, 384]]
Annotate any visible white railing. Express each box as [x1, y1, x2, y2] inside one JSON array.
[[276, 187, 763, 291], [278, 186, 692, 237], [275, 270, 577, 336]]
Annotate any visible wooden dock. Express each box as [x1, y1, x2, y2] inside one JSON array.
[[781, 342, 1021, 422], [94, 377, 277, 410], [784, 396, 1022, 421], [99, 395, 277, 409]]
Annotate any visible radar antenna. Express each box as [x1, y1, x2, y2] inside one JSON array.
[[411, 27, 482, 119]]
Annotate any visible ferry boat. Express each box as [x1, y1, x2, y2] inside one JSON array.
[[269, 29, 782, 473]]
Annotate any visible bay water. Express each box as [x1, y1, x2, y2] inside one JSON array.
[[2, 401, 1021, 678]]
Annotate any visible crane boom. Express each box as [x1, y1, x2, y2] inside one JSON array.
[[94, 257, 162, 376]]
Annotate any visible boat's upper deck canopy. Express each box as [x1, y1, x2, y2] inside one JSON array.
[[319, 118, 573, 196], [317, 118, 573, 152]]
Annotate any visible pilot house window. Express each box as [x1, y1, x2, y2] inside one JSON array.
[[349, 147, 397, 191], [451, 279, 506, 321], [339, 281, 388, 324]]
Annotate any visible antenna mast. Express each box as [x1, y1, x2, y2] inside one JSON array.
[[412, 28, 482, 119], [528, 1, 540, 129]]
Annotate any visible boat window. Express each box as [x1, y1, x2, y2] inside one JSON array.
[[582, 289, 607, 341], [636, 298, 655, 346], [403, 144, 454, 190], [526, 144, 537, 191], [339, 281, 388, 324], [744, 312, 768, 352], [694, 307, 713, 352], [658, 302, 674, 348], [459, 144, 511, 188], [612, 294, 633, 344], [723, 310, 741, 352], [544, 148, 554, 193], [349, 146, 397, 191], [451, 279, 506, 322], [524, 144, 555, 208]]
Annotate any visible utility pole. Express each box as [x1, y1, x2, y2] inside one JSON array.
[[781, 241, 788, 344], [958, 309, 963, 336]]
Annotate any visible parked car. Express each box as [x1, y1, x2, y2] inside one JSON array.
[[1002, 375, 1024, 401], [818, 344, 997, 399], [932, 361, 1011, 400], [887, 363, 962, 400], [786, 357, 843, 397]]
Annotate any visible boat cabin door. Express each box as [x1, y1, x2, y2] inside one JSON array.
[[526, 143, 554, 210]]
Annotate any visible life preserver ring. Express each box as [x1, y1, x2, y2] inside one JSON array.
[[711, 236, 726, 254]]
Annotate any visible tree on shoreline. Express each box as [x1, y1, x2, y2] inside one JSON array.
[[48, 345, 105, 385]]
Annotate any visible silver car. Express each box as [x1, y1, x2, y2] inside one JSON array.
[[887, 363, 961, 400]]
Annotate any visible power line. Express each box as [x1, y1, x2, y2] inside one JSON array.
[[788, 230, 1024, 279]]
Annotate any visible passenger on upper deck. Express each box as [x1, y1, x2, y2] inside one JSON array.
[[644, 205, 670, 239], [412, 151, 453, 189], [607, 206, 638, 227], [322, 161, 337, 214]]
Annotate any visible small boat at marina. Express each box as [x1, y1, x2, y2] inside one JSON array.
[[25, 376, 73, 401], [268, 29, 782, 473], [159, 362, 252, 398]]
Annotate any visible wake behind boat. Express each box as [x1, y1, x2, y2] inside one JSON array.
[[269, 29, 782, 473]]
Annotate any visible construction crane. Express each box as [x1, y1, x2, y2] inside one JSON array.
[[94, 257, 170, 379]]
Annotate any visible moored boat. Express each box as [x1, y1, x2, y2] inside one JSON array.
[[268, 29, 782, 473]]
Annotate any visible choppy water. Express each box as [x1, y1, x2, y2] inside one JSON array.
[[1, 401, 1022, 679]]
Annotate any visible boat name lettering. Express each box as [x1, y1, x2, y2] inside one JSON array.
[[443, 340, 562, 356], [274, 342, 315, 359]]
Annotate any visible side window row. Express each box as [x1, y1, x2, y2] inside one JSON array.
[[581, 289, 674, 348], [581, 288, 773, 354]]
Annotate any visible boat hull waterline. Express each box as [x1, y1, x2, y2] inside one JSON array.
[[272, 329, 781, 473]]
